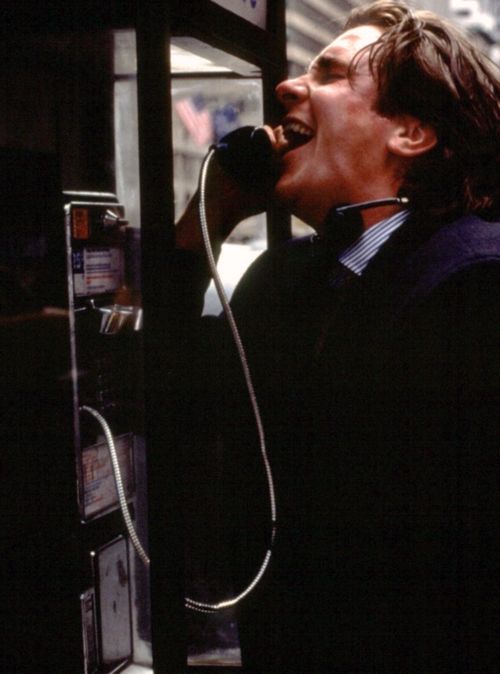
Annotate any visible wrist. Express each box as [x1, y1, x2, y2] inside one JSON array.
[[175, 188, 237, 257]]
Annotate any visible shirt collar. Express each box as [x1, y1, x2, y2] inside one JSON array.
[[338, 209, 410, 276]]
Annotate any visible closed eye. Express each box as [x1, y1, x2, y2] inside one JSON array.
[[319, 72, 344, 84], [308, 54, 347, 85]]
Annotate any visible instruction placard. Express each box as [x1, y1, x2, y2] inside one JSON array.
[[73, 246, 124, 297]]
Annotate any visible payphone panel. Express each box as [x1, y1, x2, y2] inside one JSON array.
[[65, 195, 150, 673], [65, 198, 142, 520]]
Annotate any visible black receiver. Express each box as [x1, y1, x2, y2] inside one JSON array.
[[212, 125, 279, 192]]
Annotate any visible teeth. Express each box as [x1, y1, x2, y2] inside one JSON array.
[[284, 121, 314, 137]]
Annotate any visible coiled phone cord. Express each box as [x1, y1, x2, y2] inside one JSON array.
[[78, 148, 277, 614]]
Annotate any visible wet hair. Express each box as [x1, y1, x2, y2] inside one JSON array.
[[345, 0, 500, 219]]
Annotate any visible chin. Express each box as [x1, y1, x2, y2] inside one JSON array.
[[275, 167, 332, 222]]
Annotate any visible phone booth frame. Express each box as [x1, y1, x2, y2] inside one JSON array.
[[137, 3, 288, 671], [3, 2, 287, 672]]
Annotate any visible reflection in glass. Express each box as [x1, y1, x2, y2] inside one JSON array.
[[172, 77, 266, 316]]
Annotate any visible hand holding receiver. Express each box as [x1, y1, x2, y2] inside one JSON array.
[[175, 125, 279, 259], [213, 125, 279, 192]]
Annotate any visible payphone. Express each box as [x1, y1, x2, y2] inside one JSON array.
[[64, 193, 150, 673]]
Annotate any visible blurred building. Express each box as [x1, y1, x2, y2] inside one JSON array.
[[286, 0, 500, 77]]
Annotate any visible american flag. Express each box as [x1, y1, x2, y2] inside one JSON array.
[[174, 95, 213, 147]]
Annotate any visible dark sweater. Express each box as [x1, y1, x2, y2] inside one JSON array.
[[169, 213, 500, 673]]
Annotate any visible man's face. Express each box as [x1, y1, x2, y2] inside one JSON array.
[[274, 25, 402, 229]]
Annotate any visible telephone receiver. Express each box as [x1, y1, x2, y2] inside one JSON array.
[[212, 125, 279, 191]]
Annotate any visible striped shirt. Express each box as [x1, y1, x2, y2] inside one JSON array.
[[339, 210, 410, 276]]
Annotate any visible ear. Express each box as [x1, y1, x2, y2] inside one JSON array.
[[387, 115, 437, 158]]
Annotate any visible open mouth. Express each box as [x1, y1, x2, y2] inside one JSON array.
[[281, 121, 314, 153]]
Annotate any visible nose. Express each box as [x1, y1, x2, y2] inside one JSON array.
[[275, 75, 309, 109]]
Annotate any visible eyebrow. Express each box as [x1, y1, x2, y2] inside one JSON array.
[[308, 53, 347, 74]]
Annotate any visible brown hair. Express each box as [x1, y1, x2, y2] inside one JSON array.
[[345, 0, 500, 219]]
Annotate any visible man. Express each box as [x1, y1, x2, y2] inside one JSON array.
[[171, 1, 500, 671]]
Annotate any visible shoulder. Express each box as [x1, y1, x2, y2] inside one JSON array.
[[230, 234, 326, 306], [423, 214, 500, 264], [399, 214, 500, 309], [241, 234, 319, 274]]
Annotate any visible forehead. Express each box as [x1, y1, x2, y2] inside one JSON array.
[[311, 25, 383, 70]]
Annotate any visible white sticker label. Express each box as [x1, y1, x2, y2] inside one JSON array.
[[96, 538, 132, 664], [73, 246, 124, 297]]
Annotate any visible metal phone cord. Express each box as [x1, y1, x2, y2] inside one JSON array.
[[78, 148, 277, 614]]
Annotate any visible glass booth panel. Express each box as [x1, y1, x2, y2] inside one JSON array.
[[170, 40, 267, 667]]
